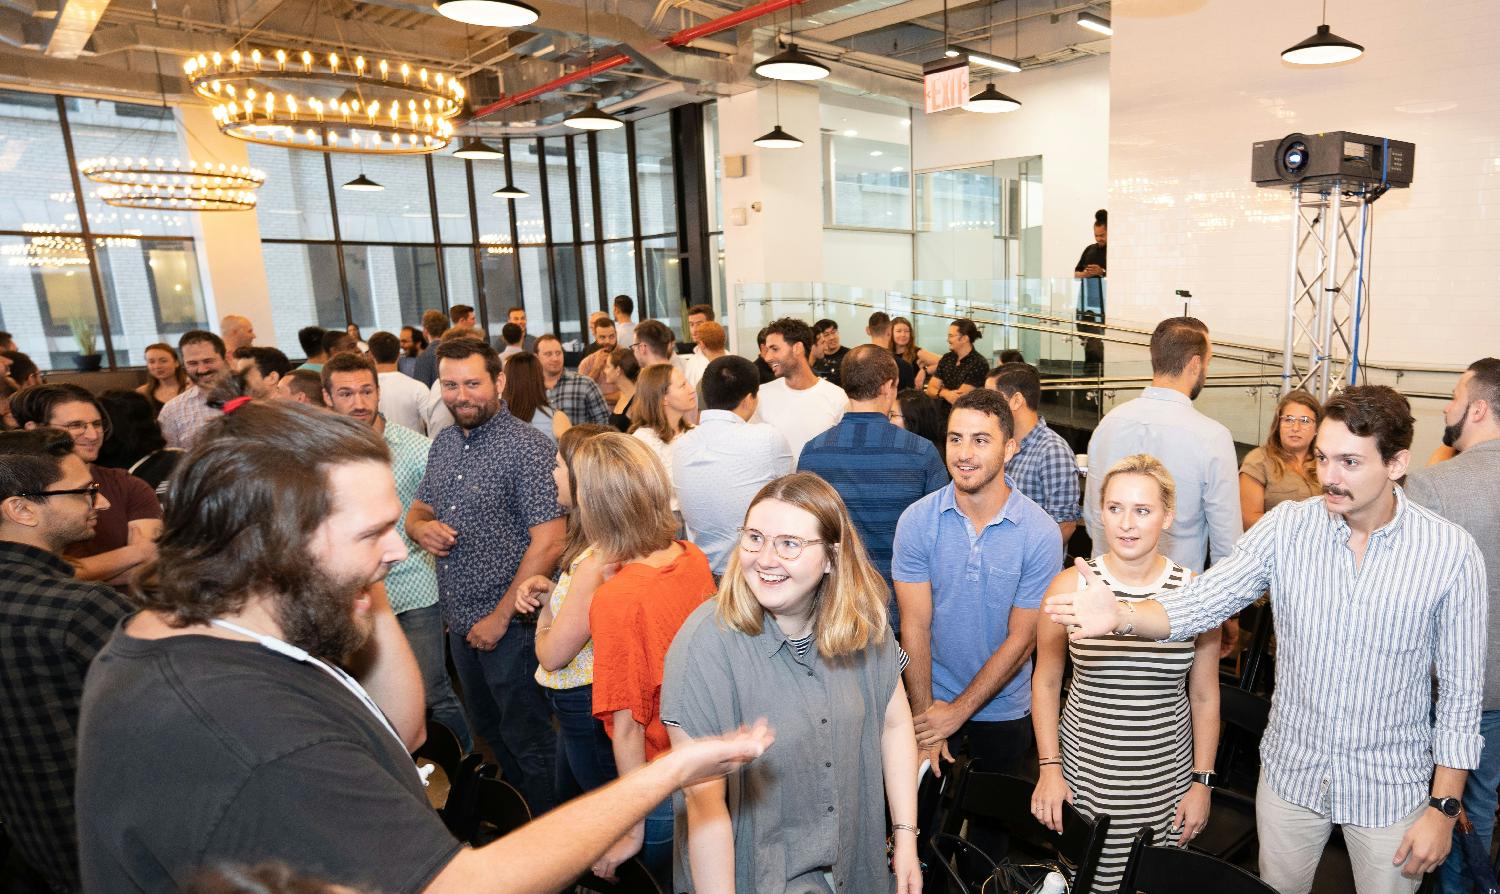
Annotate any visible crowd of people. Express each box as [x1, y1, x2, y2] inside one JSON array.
[[0, 302, 1494, 894]]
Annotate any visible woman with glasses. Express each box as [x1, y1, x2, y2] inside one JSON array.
[[1239, 389, 1323, 530], [662, 472, 922, 894], [574, 432, 716, 885]]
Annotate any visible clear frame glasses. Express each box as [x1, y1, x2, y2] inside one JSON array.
[[738, 527, 826, 561], [1279, 414, 1316, 427]]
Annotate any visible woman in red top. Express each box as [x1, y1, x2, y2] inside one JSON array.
[[576, 432, 716, 884]]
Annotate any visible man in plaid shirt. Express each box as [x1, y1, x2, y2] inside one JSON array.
[[537, 333, 609, 426], [989, 362, 1082, 547], [0, 428, 134, 891]]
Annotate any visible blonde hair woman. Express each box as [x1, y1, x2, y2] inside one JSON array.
[[574, 432, 717, 885], [1031, 454, 1220, 893], [662, 472, 922, 894], [629, 362, 696, 511]]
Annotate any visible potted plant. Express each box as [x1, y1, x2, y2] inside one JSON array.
[[70, 318, 102, 371]]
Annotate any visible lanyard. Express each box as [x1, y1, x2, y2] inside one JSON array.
[[210, 619, 427, 784]]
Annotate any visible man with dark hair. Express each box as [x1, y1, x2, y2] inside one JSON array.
[[406, 337, 566, 815], [506, 306, 538, 354], [682, 322, 727, 388], [894, 388, 1062, 798], [499, 323, 525, 361], [799, 346, 945, 633], [1409, 358, 1500, 894], [398, 325, 426, 379], [0, 331, 15, 352], [988, 362, 1081, 545], [75, 399, 771, 892], [578, 316, 619, 401], [683, 303, 715, 357], [0, 428, 134, 892], [757, 316, 846, 466], [320, 352, 470, 749], [322, 330, 358, 359], [672, 355, 792, 576], [14, 384, 162, 585], [1084, 316, 1239, 573], [753, 327, 775, 384], [450, 304, 476, 329], [1050, 384, 1485, 894], [612, 294, 636, 349], [412, 309, 450, 387], [811, 319, 850, 387], [631, 319, 679, 370], [926, 319, 989, 406], [368, 331, 433, 435], [276, 369, 328, 407], [158, 330, 230, 451], [232, 346, 292, 399], [538, 333, 608, 426], [866, 312, 916, 390], [296, 326, 328, 371], [3, 350, 40, 388]]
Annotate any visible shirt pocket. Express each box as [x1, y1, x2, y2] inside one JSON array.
[[983, 565, 1023, 618]]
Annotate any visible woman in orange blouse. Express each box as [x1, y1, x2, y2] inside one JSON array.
[[575, 432, 717, 884]]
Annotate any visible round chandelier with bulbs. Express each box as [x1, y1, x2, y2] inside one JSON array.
[[77, 156, 266, 211], [184, 49, 465, 154]]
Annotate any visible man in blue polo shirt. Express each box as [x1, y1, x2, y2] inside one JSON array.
[[800, 345, 946, 635], [893, 387, 1062, 781]]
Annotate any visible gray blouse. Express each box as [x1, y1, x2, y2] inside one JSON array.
[[662, 602, 901, 894]]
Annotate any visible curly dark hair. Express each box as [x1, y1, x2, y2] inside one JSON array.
[[1323, 385, 1414, 464]]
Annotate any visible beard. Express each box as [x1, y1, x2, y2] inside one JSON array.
[[274, 562, 379, 661], [448, 397, 499, 430], [1442, 406, 1468, 448], [1189, 368, 1206, 401]]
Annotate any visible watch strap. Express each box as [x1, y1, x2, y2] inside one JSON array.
[[1191, 771, 1217, 788]]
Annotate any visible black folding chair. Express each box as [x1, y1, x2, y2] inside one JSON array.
[[1188, 684, 1270, 864], [411, 718, 474, 836], [928, 832, 1005, 894], [1120, 828, 1277, 894], [467, 765, 533, 845], [574, 858, 664, 894]]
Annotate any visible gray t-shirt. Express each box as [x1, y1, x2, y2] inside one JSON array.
[[662, 602, 901, 894]]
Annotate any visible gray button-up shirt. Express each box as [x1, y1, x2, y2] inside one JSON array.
[[662, 602, 901, 894], [1156, 490, 1487, 826]]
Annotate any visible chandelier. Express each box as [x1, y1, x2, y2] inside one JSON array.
[[184, 49, 465, 154], [78, 156, 265, 211], [2, 228, 141, 268]]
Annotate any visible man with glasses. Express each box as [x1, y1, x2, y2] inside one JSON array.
[[13, 384, 161, 585], [0, 428, 135, 892]]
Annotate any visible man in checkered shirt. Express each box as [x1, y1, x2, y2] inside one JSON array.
[[0, 428, 134, 891], [988, 362, 1082, 547]]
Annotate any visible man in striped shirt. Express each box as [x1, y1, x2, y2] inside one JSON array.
[[1047, 385, 1486, 894]]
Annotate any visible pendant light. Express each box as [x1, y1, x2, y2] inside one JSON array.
[[492, 105, 528, 198], [342, 172, 384, 191], [565, 0, 624, 131], [454, 134, 505, 159], [1281, 0, 1363, 65], [753, 71, 802, 150], [965, 1, 1021, 114], [437, 0, 539, 28], [754, 7, 828, 81]]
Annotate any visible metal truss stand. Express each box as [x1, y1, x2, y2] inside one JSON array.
[[1281, 179, 1372, 401]]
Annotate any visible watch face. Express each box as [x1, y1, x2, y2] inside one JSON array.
[[1435, 797, 1461, 817]]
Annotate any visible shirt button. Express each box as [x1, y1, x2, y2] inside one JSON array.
[[457, 475, 463, 481], [820, 718, 828, 724], [825, 761, 832, 768], [827, 806, 835, 813], [806, 671, 813, 677]]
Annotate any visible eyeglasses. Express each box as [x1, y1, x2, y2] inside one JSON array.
[[17, 482, 103, 506], [738, 527, 826, 561], [1279, 414, 1316, 427], [58, 419, 107, 436]]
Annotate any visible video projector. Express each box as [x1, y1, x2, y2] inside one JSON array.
[[1251, 131, 1414, 189]]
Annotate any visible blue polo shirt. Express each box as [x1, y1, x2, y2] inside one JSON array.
[[891, 478, 1062, 722]]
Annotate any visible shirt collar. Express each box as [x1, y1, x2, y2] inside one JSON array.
[[461, 401, 514, 442], [699, 409, 745, 425], [0, 540, 76, 578], [1140, 386, 1192, 406], [1463, 438, 1500, 456], [1018, 416, 1051, 449], [753, 608, 813, 663], [936, 477, 1025, 529], [1328, 485, 1410, 541]]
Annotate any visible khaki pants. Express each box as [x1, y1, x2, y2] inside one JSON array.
[[1256, 774, 1424, 894]]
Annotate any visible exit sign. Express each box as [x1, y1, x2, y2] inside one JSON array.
[[924, 60, 970, 114]]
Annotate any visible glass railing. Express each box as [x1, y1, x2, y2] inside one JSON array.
[[734, 278, 1460, 454]]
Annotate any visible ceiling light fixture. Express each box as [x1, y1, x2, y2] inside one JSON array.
[[1281, 1, 1363, 65], [342, 173, 384, 191], [564, 102, 624, 130], [453, 135, 505, 159], [753, 124, 803, 149], [435, 0, 539, 28], [963, 82, 1021, 113], [754, 44, 830, 81], [492, 181, 528, 198], [1077, 12, 1112, 35], [961, 48, 1022, 73]]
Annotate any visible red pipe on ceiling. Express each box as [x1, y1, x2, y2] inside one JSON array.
[[468, 0, 808, 121]]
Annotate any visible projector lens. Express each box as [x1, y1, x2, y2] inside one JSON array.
[[1284, 142, 1308, 171]]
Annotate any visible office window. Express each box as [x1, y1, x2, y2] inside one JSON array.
[[821, 96, 912, 230], [246, 143, 335, 241], [597, 126, 633, 240], [96, 239, 209, 365], [432, 146, 478, 245], [544, 138, 574, 242], [261, 242, 344, 351], [0, 90, 81, 232], [635, 115, 676, 236], [329, 154, 435, 243]]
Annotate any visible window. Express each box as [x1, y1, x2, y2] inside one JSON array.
[[821, 96, 912, 230], [261, 242, 344, 350], [635, 115, 675, 236], [641, 235, 681, 329], [96, 239, 209, 365], [329, 154, 436, 243], [431, 146, 477, 245], [343, 245, 441, 332], [597, 126, 633, 241], [544, 138, 574, 242], [245, 143, 335, 241], [0, 90, 81, 232]]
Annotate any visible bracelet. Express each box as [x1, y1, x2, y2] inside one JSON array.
[[1115, 599, 1136, 636], [1038, 758, 1063, 767], [1037, 755, 1061, 763], [891, 823, 919, 836]]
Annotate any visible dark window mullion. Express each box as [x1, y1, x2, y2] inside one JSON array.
[[626, 121, 646, 316], [535, 137, 562, 337], [55, 94, 118, 369], [505, 138, 523, 316], [321, 151, 354, 326], [587, 132, 607, 309], [425, 154, 450, 312], [465, 157, 486, 328], [564, 134, 587, 340]]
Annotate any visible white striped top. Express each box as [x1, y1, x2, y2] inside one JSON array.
[[1155, 487, 1488, 827]]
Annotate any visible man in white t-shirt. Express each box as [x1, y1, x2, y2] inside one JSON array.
[[367, 331, 434, 435], [612, 294, 636, 350], [756, 317, 846, 468]]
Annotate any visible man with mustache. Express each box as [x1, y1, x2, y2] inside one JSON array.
[[158, 329, 229, 450], [0, 428, 134, 892], [406, 336, 567, 816], [74, 398, 774, 893], [1084, 316, 1241, 574], [1047, 385, 1486, 894], [1407, 358, 1500, 894]]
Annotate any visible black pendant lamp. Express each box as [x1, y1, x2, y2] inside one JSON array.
[[1282, 2, 1363, 66]]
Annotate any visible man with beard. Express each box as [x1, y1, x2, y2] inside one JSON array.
[[0, 428, 134, 892], [321, 352, 472, 750], [13, 384, 162, 584], [893, 389, 1063, 784], [406, 338, 566, 815], [1083, 317, 1241, 573], [232, 346, 292, 399], [159, 329, 229, 450], [1407, 358, 1500, 894], [75, 398, 774, 893], [538, 333, 608, 426], [1046, 385, 1485, 894]]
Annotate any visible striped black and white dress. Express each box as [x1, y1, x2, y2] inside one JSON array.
[[1060, 557, 1195, 894]]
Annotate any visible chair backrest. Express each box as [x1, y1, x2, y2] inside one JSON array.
[[441, 753, 487, 839], [1120, 829, 1278, 894], [574, 859, 664, 894], [1216, 684, 1272, 788], [412, 717, 465, 785], [953, 768, 1111, 892], [469, 766, 533, 845], [926, 832, 1001, 894]]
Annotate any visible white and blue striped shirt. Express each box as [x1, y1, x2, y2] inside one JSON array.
[[1156, 488, 1487, 827]]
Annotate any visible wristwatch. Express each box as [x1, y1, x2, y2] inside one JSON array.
[[1429, 796, 1461, 819], [1190, 771, 1217, 789]]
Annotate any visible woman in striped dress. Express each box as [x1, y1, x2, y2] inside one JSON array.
[[1030, 454, 1221, 893]]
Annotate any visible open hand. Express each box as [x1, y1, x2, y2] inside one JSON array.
[[1172, 784, 1211, 846], [1042, 558, 1119, 640]]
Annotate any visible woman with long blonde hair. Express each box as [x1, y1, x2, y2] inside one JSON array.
[[662, 472, 922, 894]]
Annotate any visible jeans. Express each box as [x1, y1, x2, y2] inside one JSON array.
[[449, 622, 559, 815], [641, 797, 673, 890], [1437, 709, 1500, 894], [546, 684, 617, 800], [397, 604, 473, 752]]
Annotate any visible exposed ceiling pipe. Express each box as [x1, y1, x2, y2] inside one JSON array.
[[469, 0, 810, 121]]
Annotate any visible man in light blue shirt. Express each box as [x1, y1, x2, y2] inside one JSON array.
[[893, 389, 1063, 783], [673, 355, 793, 575], [1084, 317, 1241, 572]]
